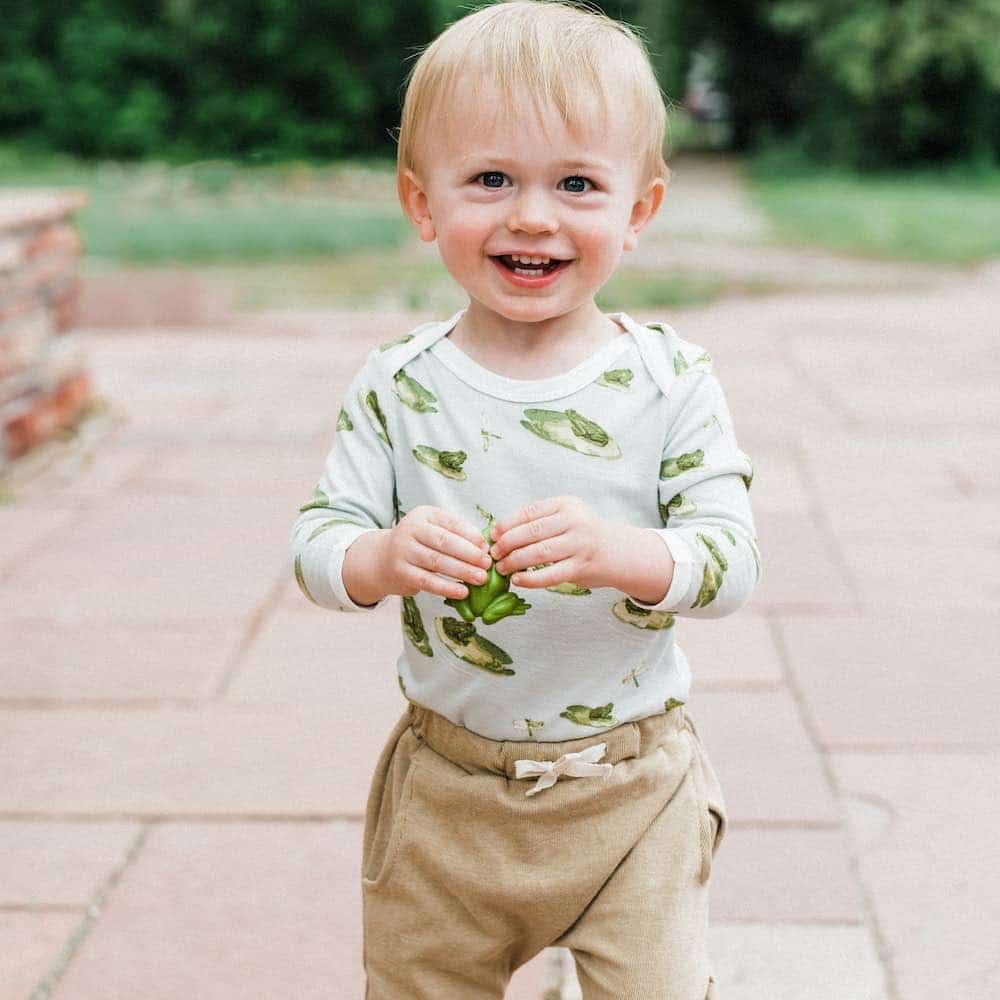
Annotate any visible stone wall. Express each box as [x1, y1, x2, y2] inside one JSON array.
[[0, 190, 91, 477]]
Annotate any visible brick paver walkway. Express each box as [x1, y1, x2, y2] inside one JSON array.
[[3, 160, 999, 996]]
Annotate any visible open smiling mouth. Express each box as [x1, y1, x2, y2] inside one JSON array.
[[491, 255, 571, 276]]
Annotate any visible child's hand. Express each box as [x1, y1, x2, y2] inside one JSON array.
[[488, 495, 615, 590], [382, 506, 493, 601]]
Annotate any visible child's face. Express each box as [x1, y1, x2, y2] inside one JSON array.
[[400, 75, 664, 329]]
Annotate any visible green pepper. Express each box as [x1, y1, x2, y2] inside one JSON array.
[[443, 508, 532, 624]]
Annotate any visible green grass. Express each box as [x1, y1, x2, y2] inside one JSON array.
[[745, 150, 1000, 264], [0, 144, 409, 262], [597, 269, 757, 311]]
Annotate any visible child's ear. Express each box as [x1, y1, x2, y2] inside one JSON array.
[[399, 168, 437, 243], [623, 176, 667, 252]]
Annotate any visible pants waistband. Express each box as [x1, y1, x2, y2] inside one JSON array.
[[407, 701, 691, 781]]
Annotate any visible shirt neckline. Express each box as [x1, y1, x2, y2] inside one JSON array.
[[428, 307, 640, 402]]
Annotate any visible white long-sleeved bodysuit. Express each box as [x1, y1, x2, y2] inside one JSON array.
[[290, 307, 762, 742]]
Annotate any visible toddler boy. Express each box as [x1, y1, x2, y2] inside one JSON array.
[[290, 1, 762, 996]]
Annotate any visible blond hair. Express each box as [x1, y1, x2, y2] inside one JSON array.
[[393, 0, 670, 207]]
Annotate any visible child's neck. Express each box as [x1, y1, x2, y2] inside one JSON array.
[[450, 302, 625, 377]]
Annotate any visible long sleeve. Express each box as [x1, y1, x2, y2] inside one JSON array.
[[289, 347, 397, 612], [629, 368, 762, 618]]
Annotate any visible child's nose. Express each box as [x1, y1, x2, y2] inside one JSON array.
[[507, 189, 558, 234]]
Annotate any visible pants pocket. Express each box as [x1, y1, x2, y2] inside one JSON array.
[[361, 713, 425, 893], [682, 716, 728, 884]]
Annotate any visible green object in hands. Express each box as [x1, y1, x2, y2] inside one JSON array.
[[443, 507, 532, 625]]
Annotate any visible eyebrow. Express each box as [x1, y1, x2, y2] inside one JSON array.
[[462, 156, 613, 172]]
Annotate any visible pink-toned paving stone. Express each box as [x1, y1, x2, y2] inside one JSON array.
[[711, 827, 865, 923], [0, 705, 384, 816], [800, 436, 992, 538], [226, 604, 409, 706], [833, 752, 1000, 1000], [0, 913, 82, 999], [749, 510, 861, 614], [0, 821, 139, 906], [7, 440, 156, 504], [0, 493, 291, 625], [709, 924, 889, 1000], [740, 448, 812, 518], [779, 612, 1000, 749], [0, 621, 244, 703], [132, 441, 330, 501], [52, 820, 369, 999], [680, 612, 784, 689], [835, 527, 999, 614], [0, 506, 75, 574], [686, 691, 841, 826]]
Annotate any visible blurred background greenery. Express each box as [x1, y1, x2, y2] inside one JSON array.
[[2, 0, 998, 304]]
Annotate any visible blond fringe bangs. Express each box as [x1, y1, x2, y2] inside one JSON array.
[[395, 0, 669, 204]]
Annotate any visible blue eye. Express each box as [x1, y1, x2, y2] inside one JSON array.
[[473, 171, 595, 192], [476, 171, 506, 188]]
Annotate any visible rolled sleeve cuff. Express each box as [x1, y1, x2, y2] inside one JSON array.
[[626, 529, 695, 611], [328, 527, 392, 612]]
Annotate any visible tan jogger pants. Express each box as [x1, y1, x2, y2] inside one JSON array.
[[361, 700, 727, 999]]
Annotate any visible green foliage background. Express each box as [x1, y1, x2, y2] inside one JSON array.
[[1, 0, 997, 167]]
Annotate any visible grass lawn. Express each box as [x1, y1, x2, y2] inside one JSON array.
[[0, 144, 410, 261], [746, 151, 1000, 265]]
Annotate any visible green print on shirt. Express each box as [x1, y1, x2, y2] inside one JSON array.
[[747, 535, 762, 581], [659, 492, 697, 526], [378, 333, 415, 352], [660, 449, 703, 479], [480, 411, 502, 452], [298, 487, 382, 533], [561, 703, 618, 728], [413, 445, 469, 480], [505, 559, 590, 596], [622, 659, 655, 687], [612, 597, 677, 630], [435, 617, 516, 675], [673, 348, 713, 376], [520, 408, 622, 459], [513, 718, 546, 739], [692, 531, 728, 608], [595, 367, 634, 391], [742, 456, 754, 491], [402, 595, 433, 657], [307, 517, 363, 543], [393, 368, 438, 413], [336, 407, 353, 431], [294, 554, 318, 606], [298, 486, 335, 513], [445, 506, 532, 624], [664, 697, 685, 713], [360, 388, 392, 448]]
